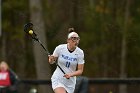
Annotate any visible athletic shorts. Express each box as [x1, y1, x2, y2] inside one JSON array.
[[51, 76, 75, 93]]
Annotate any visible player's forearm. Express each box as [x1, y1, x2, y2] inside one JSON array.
[[71, 70, 83, 77]]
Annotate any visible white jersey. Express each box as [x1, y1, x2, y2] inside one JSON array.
[[51, 44, 85, 93]]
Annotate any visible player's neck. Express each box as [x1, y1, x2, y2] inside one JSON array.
[[67, 44, 76, 52]]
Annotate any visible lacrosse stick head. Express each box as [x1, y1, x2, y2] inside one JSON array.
[[24, 23, 38, 41], [24, 23, 33, 32]]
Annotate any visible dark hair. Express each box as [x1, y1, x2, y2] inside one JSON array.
[[68, 27, 75, 33]]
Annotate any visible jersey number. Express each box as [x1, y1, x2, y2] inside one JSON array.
[[66, 62, 70, 68]]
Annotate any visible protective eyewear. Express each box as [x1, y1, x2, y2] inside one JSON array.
[[70, 37, 80, 40]]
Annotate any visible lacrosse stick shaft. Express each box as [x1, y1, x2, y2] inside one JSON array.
[[37, 40, 50, 55], [37, 39, 66, 74], [56, 63, 66, 74]]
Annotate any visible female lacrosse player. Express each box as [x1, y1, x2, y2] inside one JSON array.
[[49, 28, 85, 93]]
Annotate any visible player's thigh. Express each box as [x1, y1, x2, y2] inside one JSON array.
[[54, 87, 67, 93]]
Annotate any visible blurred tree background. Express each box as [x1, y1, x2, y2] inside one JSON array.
[[0, 0, 140, 93]]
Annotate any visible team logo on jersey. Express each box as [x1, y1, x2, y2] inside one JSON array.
[[62, 54, 77, 61]]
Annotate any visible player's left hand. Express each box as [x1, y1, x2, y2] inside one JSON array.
[[63, 73, 73, 79]]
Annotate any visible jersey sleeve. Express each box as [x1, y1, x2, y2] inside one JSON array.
[[78, 50, 85, 64], [53, 45, 60, 57]]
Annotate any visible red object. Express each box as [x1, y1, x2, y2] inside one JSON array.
[[0, 71, 11, 86]]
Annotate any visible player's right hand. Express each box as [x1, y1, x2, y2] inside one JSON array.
[[48, 55, 56, 64]]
